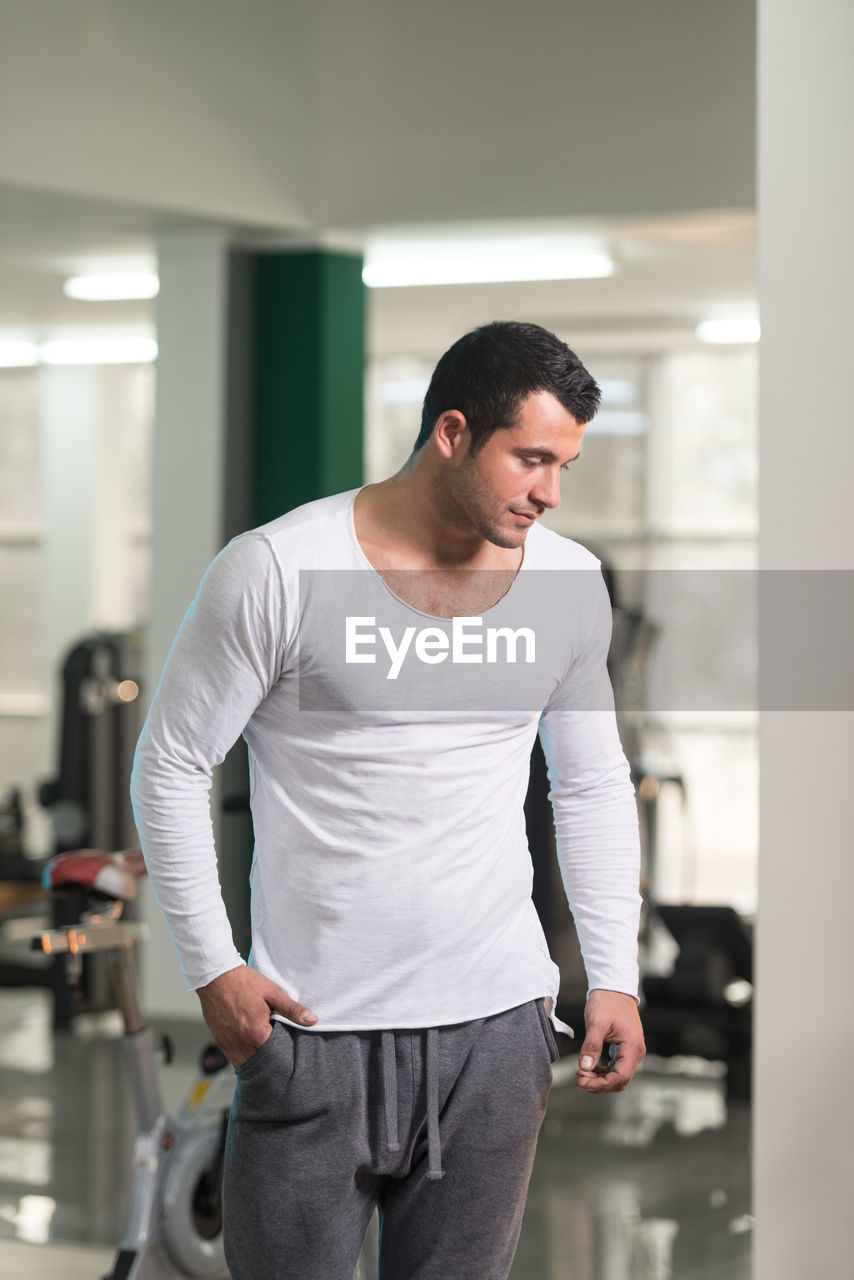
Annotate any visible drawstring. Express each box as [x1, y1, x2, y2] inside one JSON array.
[[380, 1027, 444, 1181], [425, 1027, 444, 1180], [381, 1030, 400, 1152]]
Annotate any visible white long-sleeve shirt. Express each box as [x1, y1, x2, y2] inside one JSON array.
[[131, 488, 642, 1035]]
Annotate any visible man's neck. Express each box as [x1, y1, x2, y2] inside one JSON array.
[[353, 475, 523, 574]]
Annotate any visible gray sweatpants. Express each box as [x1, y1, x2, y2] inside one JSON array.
[[222, 997, 561, 1279]]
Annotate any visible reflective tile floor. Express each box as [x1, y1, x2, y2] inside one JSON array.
[[0, 989, 752, 1279]]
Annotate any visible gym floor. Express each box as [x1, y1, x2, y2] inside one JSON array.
[[0, 988, 752, 1279]]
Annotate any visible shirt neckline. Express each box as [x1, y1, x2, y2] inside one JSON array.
[[345, 486, 532, 622]]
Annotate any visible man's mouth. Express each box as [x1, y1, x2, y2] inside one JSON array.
[[510, 510, 540, 523]]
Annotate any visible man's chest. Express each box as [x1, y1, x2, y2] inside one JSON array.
[[374, 568, 518, 618], [285, 567, 576, 715]]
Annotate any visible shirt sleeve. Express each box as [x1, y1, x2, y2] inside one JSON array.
[[537, 568, 643, 1002], [130, 532, 285, 990]]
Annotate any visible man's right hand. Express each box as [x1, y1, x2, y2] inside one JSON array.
[[196, 965, 318, 1067]]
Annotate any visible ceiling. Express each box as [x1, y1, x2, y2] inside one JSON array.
[[365, 211, 757, 358], [0, 181, 203, 335], [0, 182, 756, 356]]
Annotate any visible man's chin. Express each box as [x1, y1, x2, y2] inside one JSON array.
[[485, 524, 529, 550]]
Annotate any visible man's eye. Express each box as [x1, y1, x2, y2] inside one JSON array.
[[521, 457, 539, 468]]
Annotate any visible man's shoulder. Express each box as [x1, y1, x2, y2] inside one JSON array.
[[237, 490, 359, 565], [207, 490, 358, 590], [254, 490, 358, 540]]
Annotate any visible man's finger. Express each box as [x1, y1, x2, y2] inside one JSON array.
[[577, 1033, 604, 1074], [576, 1045, 643, 1092], [576, 1062, 633, 1092], [265, 980, 318, 1026], [228, 1021, 274, 1068], [578, 1069, 627, 1092]]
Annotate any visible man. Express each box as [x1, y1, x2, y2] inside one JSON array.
[[131, 320, 645, 1279]]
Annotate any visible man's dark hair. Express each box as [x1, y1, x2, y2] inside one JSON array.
[[414, 321, 600, 453]]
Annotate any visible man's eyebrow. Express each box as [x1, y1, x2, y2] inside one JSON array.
[[514, 446, 582, 464]]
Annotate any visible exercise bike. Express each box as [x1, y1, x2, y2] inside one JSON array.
[[35, 847, 380, 1280]]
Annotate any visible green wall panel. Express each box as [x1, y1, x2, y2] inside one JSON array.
[[254, 251, 365, 525]]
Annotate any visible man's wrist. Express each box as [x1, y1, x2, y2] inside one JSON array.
[[587, 987, 640, 1004], [194, 960, 247, 994]]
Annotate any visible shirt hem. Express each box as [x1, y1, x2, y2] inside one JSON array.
[[270, 985, 574, 1036]]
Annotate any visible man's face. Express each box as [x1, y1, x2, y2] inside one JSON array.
[[439, 390, 588, 550]]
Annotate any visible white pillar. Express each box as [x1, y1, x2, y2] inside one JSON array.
[[141, 227, 232, 1018], [755, 2, 854, 1275]]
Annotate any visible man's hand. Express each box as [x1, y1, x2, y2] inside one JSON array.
[[196, 965, 318, 1067], [575, 988, 645, 1094]]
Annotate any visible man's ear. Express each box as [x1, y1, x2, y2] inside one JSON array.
[[433, 410, 469, 460]]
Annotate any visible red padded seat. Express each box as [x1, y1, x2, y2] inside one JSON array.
[[42, 848, 147, 901]]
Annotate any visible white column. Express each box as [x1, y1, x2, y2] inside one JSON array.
[[141, 227, 232, 1018], [755, 2, 854, 1275]]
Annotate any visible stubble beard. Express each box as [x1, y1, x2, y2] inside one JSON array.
[[434, 464, 524, 551]]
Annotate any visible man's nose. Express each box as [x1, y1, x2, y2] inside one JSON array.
[[529, 469, 562, 509]]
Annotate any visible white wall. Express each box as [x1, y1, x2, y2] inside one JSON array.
[[0, 0, 754, 228], [755, 0, 854, 1274]]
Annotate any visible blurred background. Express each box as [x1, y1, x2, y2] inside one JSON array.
[[0, 2, 850, 1279]]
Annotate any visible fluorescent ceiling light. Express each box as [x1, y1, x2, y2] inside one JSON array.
[[696, 318, 760, 344], [0, 341, 39, 367], [63, 274, 160, 301], [363, 242, 615, 288], [41, 338, 158, 365]]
